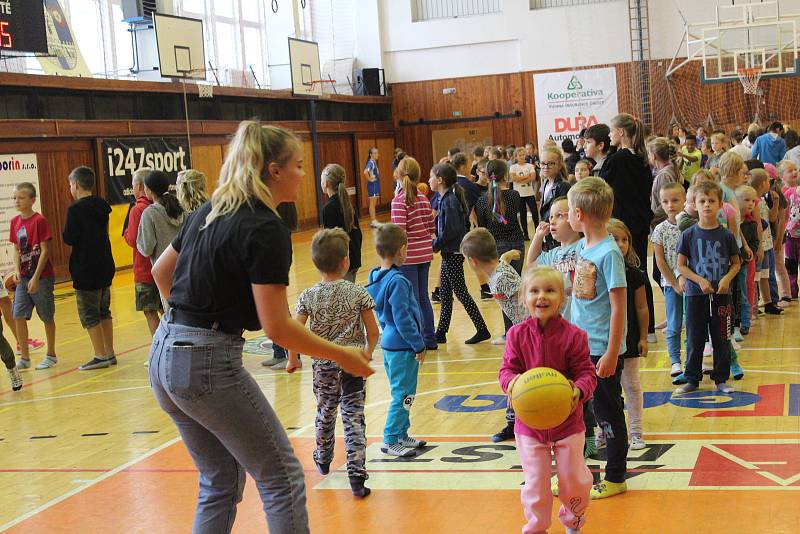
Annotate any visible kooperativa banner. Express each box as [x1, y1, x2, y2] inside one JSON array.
[[532, 67, 619, 146], [0, 154, 40, 275]]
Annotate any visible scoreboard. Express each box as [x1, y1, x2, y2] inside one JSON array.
[[0, 0, 48, 54]]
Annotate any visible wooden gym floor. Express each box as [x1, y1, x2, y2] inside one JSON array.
[[0, 221, 798, 533]]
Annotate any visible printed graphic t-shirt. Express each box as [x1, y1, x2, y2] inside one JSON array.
[[536, 240, 581, 321], [677, 225, 739, 297], [9, 213, 55, 279], [488, 260, 528, 326], [569, 236, 628, 356], [296, 279, 375, 368], [650, 219, 681, 287]]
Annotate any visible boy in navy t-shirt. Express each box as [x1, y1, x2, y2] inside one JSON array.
[[676, 181, 741, 394]]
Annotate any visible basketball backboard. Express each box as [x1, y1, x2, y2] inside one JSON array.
[[288, 37, 322, 98], [683, 1, 800, 83], [154, 13, 205, 79]]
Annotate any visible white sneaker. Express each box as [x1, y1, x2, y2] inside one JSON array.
[[490, 336, 506, 346], [646, 333, 657, 344], [703, 343, 713, 357], [399, 436, 427, 448], [777, 300, 790, 309], [716, 382, 734, 394], [7, 367, 22, 391], [381, 443, 416, 457], [630, 434, 646, 450], [670, 363, 682, 377], [731, 338, 742, 350], [370, 220, 379, 228], [733, 327, 743, 342]]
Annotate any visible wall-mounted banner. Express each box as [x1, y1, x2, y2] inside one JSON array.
[[102, 137, 191, 205], [38, 0, 92, 77], [0, 154, 41, 275], [532, 67, 618, 145]]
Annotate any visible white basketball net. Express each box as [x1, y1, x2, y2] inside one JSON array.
[[198, 83, 214, 99], [737, 67, 763, 95]]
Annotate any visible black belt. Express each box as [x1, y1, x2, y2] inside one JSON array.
[[171, 310, 244, 336]]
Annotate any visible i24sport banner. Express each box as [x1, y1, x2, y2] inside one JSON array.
[[0, 154, 40, 275], [533, 67, 618, 145], [102, 138, 191, 205]]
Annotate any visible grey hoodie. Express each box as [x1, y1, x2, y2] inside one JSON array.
[[137, 202, 185, 264]]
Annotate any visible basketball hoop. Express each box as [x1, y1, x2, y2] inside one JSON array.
[[198, 83, 214, 99], [309, 79, 336, 93], [737, 67, 764, 95]]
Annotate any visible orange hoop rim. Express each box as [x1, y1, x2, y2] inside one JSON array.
[[737, 67, 764, 76]]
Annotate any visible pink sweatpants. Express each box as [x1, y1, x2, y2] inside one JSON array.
[[516, 431, 591, 534]]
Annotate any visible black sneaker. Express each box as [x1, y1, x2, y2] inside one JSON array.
[[480, 290, 493, 301], [431, 290, 441, 303], [764, 303, 783, 315], [491, 425, 515, 443], [79, 357, 112, 370], [349, 476, 371, 498], [436, 331, 447, 344], [315, 461, 330, 475]]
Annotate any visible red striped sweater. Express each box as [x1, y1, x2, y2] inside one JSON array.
[[391, 190, 434, 265]]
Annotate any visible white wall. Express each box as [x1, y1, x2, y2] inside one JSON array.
[[355, 0, 383, 71], [377, 0, 800, 84], [378, 0, 632, 83]]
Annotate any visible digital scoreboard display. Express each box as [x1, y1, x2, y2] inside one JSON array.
[[0, 0, 48, 54]]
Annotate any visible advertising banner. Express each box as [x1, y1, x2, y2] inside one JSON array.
[[533, 67, 618, 145], [102, 137, 191, 205], [0, 154, 40, 275]]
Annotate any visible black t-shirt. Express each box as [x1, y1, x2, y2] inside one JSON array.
[[475, 188, 524, 243], [623, 265, 646, 358], [169, 200, 292, 331], [62, 196, 115, 291], [600, 148, 653, 237], [322, 194, 362, 270]]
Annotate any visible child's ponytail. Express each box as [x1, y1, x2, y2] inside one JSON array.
[[485, 159, 508, 224], [396, 156, 421, 208], [612, 113, 648, 163]]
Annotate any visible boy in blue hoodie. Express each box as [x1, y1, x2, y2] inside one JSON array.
[[367, 223, 427, 458], [751, 121, 786, 165]]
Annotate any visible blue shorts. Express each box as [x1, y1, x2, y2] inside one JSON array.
[[367, 180, 380, 198], [13, 276, 55, 323]]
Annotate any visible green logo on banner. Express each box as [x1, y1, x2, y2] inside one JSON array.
[[567, 76, 583, 90]]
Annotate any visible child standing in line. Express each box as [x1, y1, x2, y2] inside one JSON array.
[[367, 223, 428, 458], [461, 228, 528, 443], [287, 228, 378, 498], [321, 164, 362, 283], [10, 182, 57, 371], [676, 180, 741, 394], [774, 161, 795, 301], [63, 167, 116, 371], [499, 266, 596, 534], [429, 164, 489, 344], [652, 182, 688, 382], [573, 159, 593, 183], [607, 219, 649, 451], [567, 177, 629, 499], [782, 161, 800, 298], [175, 169, 209, 214], [749, 170, 783, 314], [509, 147, 539, 240]]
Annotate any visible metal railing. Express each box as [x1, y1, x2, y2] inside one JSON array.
[[411, 0, 503, 22]]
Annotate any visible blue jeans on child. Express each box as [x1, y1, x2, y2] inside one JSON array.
[[664, 286, 684, 365], [765, 248, 779, 303], [149, 318, 309, 534], [382, 349, 419, 445], [736, 268, 750, 329], [399, 262, 436, 347]]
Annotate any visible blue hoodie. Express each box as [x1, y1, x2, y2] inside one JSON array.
[[751, 132, 786, 165], [367, 266, 426, 353]]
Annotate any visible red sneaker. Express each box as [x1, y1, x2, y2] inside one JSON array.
[[27, 339, 45, 351]]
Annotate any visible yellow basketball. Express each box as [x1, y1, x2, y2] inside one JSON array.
[[511, 367, 574, 430]]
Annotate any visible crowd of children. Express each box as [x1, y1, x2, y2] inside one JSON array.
[[5, 115, 800, 534]]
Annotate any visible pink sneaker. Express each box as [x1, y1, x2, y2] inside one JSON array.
[[27, 339, 45, 351]]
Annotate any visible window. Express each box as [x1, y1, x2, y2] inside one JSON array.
[[411, 0, 503, 22], [530, 0, 620, 9]]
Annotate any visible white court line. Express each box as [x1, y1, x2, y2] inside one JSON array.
[[0, 437, 181, 532], [0, 386, 151, 408]]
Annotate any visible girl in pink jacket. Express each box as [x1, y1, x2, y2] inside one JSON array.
[[499, 266, 597, 534]]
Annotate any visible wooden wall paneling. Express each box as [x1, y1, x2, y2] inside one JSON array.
[[355, 137, 374, 212], [295, 140, 320, 229], [190, 144, 225, 193], [376, 137, 395, 208]]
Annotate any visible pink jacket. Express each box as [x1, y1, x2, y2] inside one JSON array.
[[499, 315, 597, 442]]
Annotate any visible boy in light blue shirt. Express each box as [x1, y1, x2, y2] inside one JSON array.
[[567, 178, 628, 500]]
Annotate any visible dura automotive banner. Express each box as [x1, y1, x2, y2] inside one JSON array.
[[532, 67, 618, 145], [0, 154, 40, 275], [102, 138, 191, 205]]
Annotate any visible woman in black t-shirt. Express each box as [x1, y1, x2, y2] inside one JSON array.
[[149, 121, 372, 533], [321, 163, 362, 282]]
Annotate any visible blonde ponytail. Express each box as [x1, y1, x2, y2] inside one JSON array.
[[612, 113, 648, 163], [205, 121, 299, 228], [396, 156, 421, 208]]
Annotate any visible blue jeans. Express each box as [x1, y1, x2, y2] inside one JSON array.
[[399, 262, 436, 347], [383, 349, 419, 444], [736, 267, 750, 329], [664, 286, 683, 365], [149, 319, 309, 534], [765, 248, 779, 303]]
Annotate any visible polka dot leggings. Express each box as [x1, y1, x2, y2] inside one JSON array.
[[436, 253, 487, 335]]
